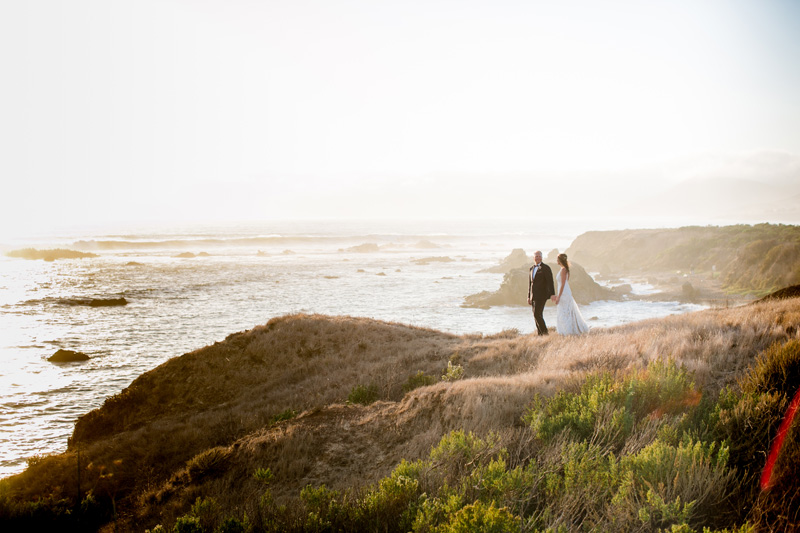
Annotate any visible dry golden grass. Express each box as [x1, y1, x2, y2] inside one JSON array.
[[469, 299, 800, 395], [5, 296, 800, 531]]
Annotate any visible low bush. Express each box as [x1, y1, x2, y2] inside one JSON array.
[[442, 500, 518, 533], [347, 384, 379, 405], [402, 371, 437, 393], [441, 361, 464, 382], [269, 409, 297, 425], [524, 359, 698, 452], [712, 339, 800, 530], [186, 448, 231, 482]]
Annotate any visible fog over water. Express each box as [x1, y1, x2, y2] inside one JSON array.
[[3, 1, 800, 231]]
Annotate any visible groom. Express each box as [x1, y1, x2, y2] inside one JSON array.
[[527, 250, 555, 335]]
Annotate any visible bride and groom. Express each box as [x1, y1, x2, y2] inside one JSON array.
[[526, 250, 589, 336]]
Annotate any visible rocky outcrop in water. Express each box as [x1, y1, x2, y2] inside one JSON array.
[[7, 248, 98, 261], [342, 243, 380, 253], [60, 297, 128, 307], [48, 349, 90, 362], [463, 261, 621, 308], [414, 240, 441, 249], [413, 256, 454, 265], [479, 248, 532, 273]]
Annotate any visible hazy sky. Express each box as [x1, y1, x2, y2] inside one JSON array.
[[2, 0, 799, 230]]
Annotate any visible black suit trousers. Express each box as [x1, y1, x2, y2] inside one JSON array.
[[532, 298, 549, 335]]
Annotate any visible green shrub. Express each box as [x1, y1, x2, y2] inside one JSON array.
[[431, 430, 496, 462], [703, 340, 800, 529], [253, 467, 273, 485], [539, 441, 619, 530], [524, 360, 698, 451], [740, 339, 800, 396], [216, 516, 248, 533], [348, 384, 379, 405], [468, 457, 519, 505], [636, 490, 695, 531], [441, 361, 464, 382], [443, 501, 518, 533], [300, 484, 340, 513], [403, 371, 437, 393], [190, 497, 220, 532], [173, 514, 203, 533], [412, 492, 464, 532], [167, 497, 223, 533], [0, 486, 110, 532], [269, 409, 297, 425], [524, 373, 626, 444], [359, 469, 421, 532], [612, 437, 732, 530], [300, 485, 343, 531], [726, 340, 800, 531]]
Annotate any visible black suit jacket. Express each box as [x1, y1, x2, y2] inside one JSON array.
[[528, 263, 556, 303]]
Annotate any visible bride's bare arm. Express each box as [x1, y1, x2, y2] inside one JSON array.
[[556, 267, 567, 303]]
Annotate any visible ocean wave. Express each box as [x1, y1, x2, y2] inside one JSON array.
[[70, 234, 467, 251], [74, 236, 317, 250]]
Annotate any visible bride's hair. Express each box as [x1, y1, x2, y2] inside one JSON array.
[[557, 253, 570, 275]]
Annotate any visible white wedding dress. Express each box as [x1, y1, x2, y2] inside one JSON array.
[[556, 270, 590, 335]]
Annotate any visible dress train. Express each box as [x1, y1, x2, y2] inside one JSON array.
[[556, 270, 589, 335]]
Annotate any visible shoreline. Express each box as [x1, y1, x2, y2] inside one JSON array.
[[603, 269, 757, 307]]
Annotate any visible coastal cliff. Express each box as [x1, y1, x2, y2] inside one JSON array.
[[461, 224, 798, 309], [4, 290, 800, 532], [566, 223, 800, 296]]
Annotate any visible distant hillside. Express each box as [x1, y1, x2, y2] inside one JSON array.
[[628, 177, 799, 220], [566, 223, 800, 295], [4, 293, 800, 532], [624, 151, 800, 221]]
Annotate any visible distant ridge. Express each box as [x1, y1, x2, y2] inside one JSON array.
[[625, 151, 800, 221], [566, 223, 800, 296]]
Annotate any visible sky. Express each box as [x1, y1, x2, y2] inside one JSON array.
[[1, 0, 800, 232]]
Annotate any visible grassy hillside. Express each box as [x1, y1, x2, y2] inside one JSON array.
[[566, 223, 800, 296], [2, 294, 800, 532]]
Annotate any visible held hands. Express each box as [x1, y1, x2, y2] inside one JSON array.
[[551, 295, 559, 304]]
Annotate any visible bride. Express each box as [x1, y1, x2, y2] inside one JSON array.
[[553, 253, 590, 335]]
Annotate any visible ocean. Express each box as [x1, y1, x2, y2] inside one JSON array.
[[0, 218, 706, 477]]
